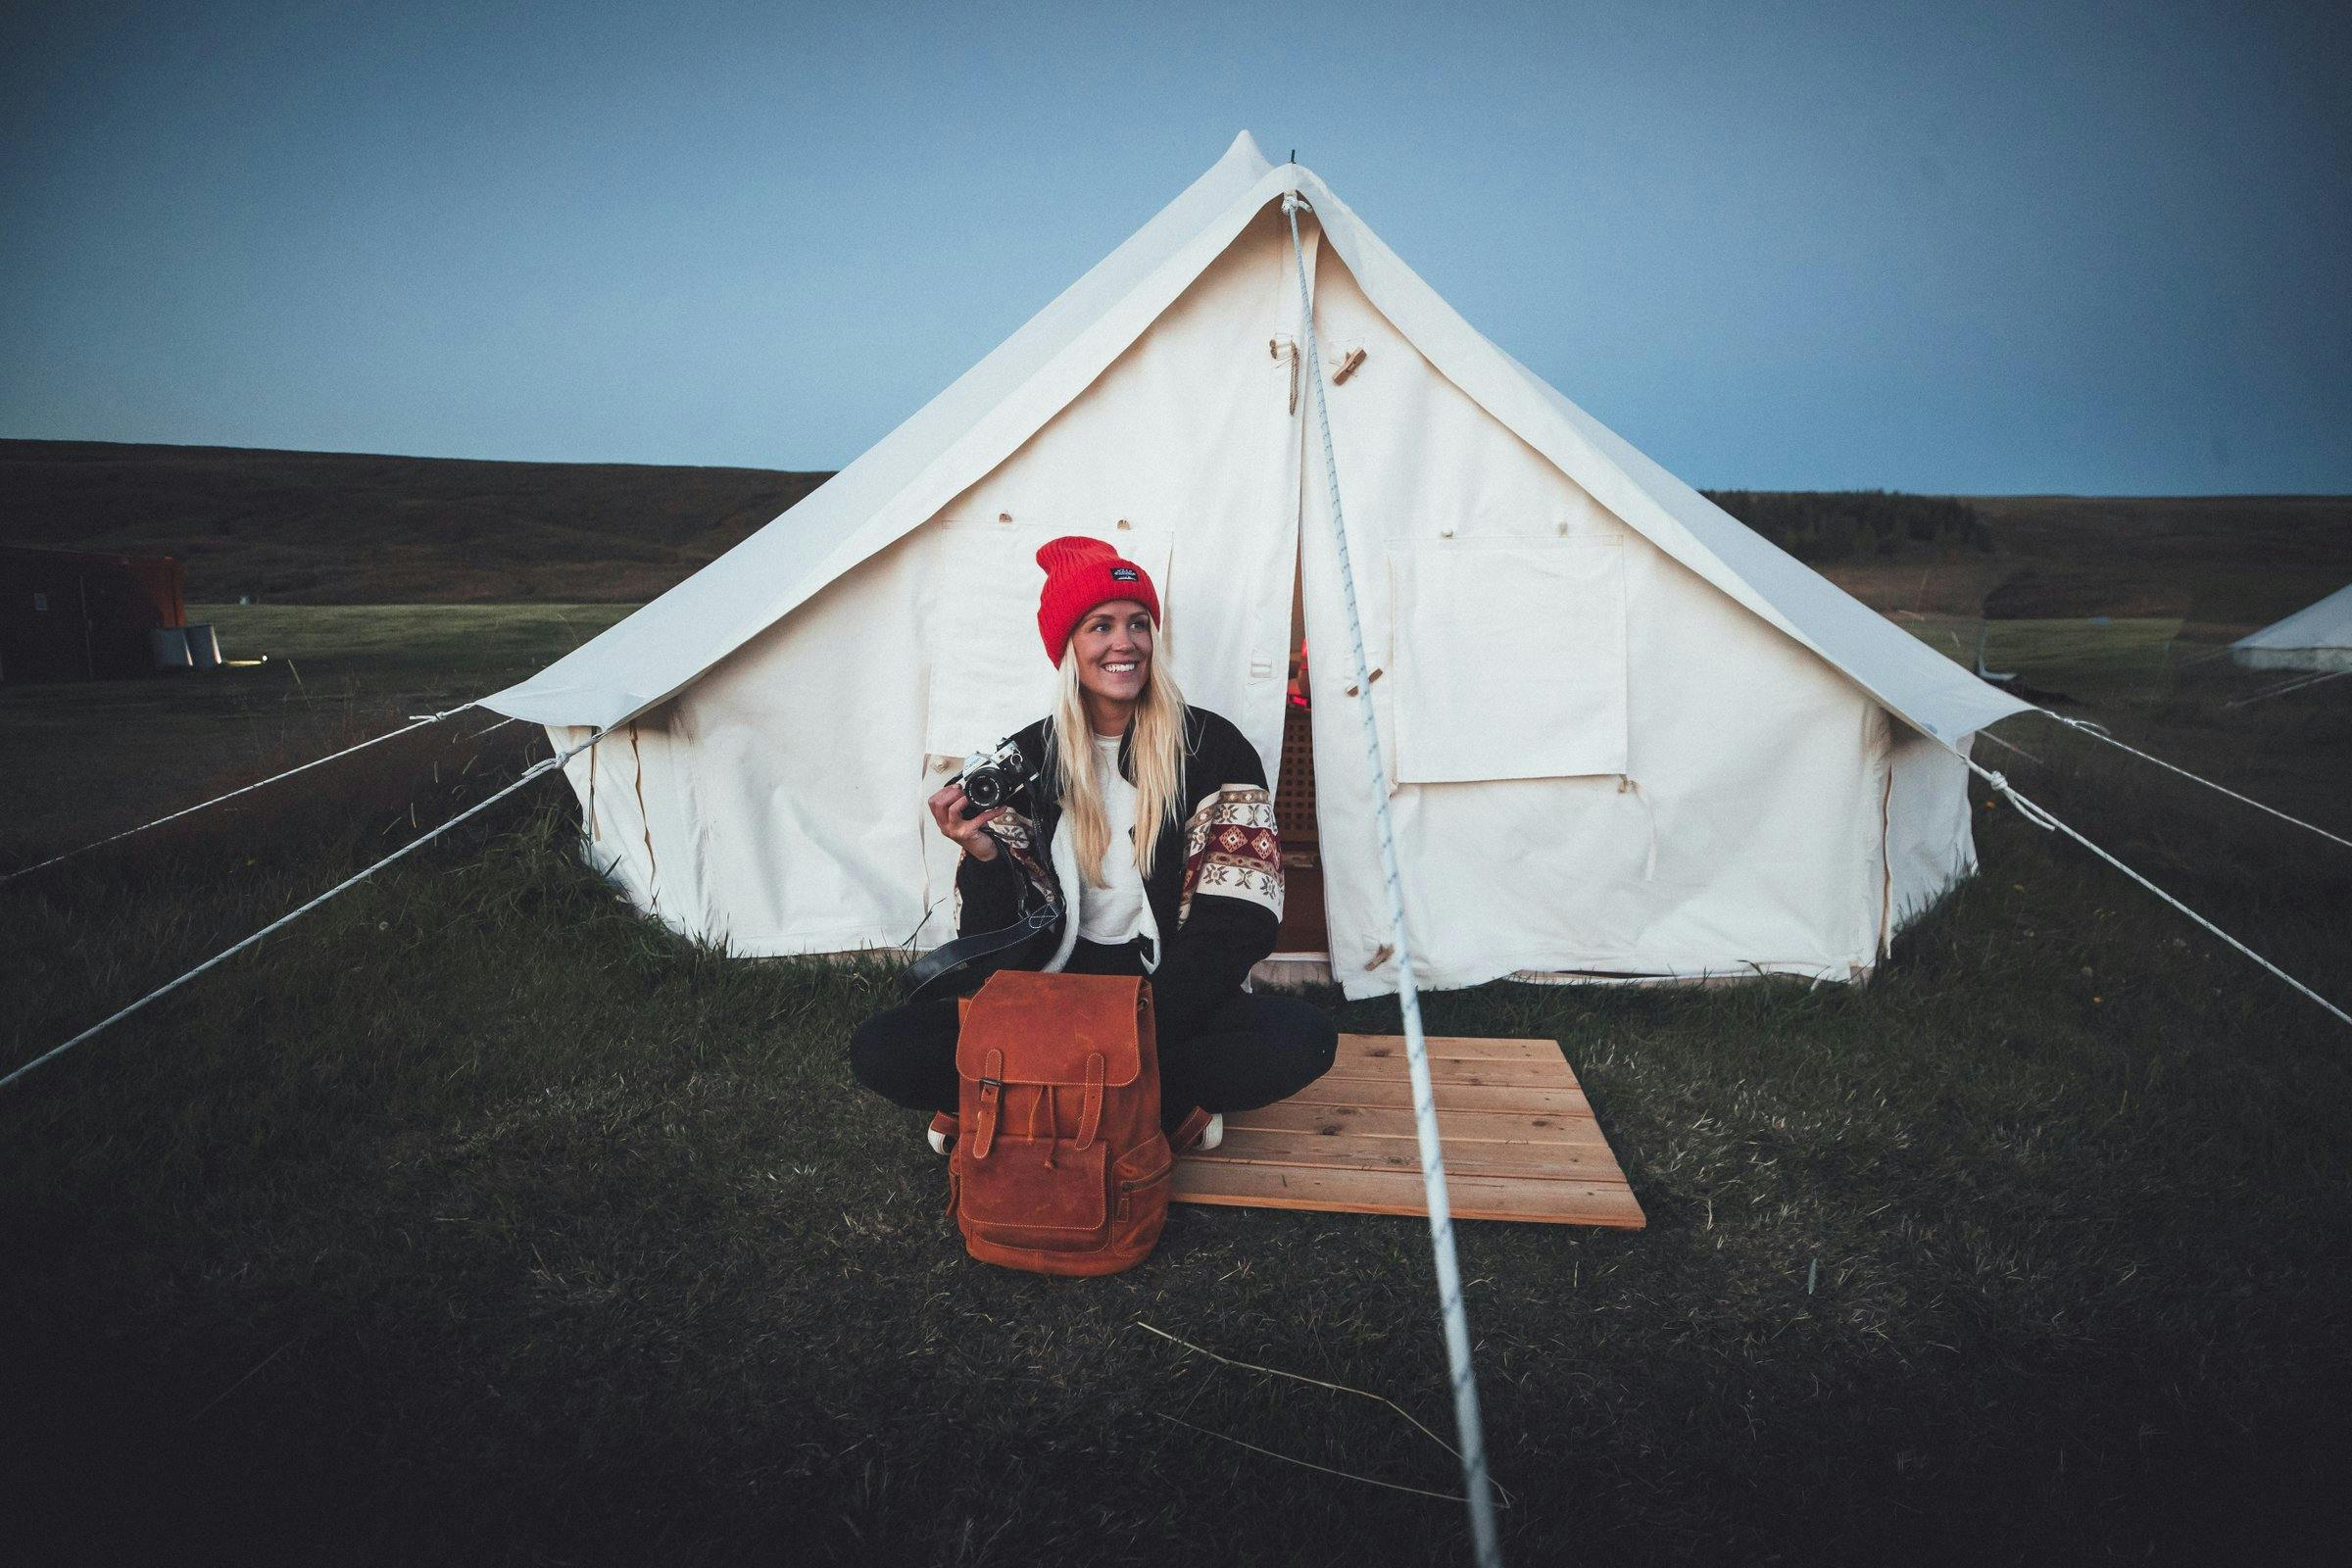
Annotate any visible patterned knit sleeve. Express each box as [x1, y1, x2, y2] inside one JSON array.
[[1178, 785, 1285, 926], [1152, 718, 1284, 1039]]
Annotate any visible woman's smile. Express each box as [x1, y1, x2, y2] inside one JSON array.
[[1073, 600, 1154, 725], [1092, 650, 1146, 697]]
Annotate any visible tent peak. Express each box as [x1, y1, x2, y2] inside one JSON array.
[[1222, 128, 1275, 173]]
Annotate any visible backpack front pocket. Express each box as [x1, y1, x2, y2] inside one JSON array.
[[959, 1135, 1109, 1248]]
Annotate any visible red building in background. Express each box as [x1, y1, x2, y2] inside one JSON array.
[[0, 546, 188, 681]]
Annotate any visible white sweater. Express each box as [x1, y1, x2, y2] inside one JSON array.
[[1074, 732, 1150, 946]]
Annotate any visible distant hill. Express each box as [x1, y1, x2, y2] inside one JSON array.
[[0, 440, 828, 604], [1967, 495, 2352, 629], [1701, 489, 1995, 562], [3, 440, 2345, 634]]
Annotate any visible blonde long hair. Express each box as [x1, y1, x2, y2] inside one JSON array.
[[1050, 638, 1188, 887]]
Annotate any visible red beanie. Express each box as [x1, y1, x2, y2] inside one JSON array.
[[1034, 534, 1160, 662]]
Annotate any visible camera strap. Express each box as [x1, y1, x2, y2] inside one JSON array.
[[904, 899, 1062, 1000], [905, 811, 1066, 1001]]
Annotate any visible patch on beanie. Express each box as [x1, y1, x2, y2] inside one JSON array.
[[1110, 566, 1140, 581]]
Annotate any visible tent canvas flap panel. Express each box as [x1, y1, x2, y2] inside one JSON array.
[[571, 711, 710, 939], [1883, 723, 1977, 934], [563, 723, 659, 917], [1389, 538, 1628, 783], [1352, 576, 1886, 994]]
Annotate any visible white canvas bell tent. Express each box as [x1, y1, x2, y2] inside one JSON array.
[[480, 131, 2032, 999], [2231, 582, 2352, 672]]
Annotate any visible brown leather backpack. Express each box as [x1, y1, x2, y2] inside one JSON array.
[[950, 970, 1175, 1276]]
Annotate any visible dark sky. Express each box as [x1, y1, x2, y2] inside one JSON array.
[[3, 0, 2346, 493]]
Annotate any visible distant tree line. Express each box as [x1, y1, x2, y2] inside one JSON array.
[[1700, 489, 1994, 563]]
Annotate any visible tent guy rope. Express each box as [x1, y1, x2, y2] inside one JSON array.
[[2224, 666, 2351, 710], [0, 728, 605, 1093], [2034, 710, 2352, 851], [0, 700, 487, 885], [1972, 761, 2352, 1031], [1284, 187, 1504, 1568]]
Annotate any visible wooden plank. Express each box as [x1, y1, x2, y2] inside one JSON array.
[[1172, 1160, 1646, 1228], [1335, 1034, 1560, 1063], [1320, 1056, 1578, 1090], [1194, 1126, 1628, 1184], [1277, 1077, 1594, 1114], [1172, 1032, 1643, 1229], [1230, 1101, 1607, 1148]]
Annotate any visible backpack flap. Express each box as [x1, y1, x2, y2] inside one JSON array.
[[956, 971, 1145, 1088]]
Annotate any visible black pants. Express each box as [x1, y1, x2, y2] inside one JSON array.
[[851, 940, 1338, 1132]]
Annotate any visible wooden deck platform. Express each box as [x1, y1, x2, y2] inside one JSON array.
[[1171, 1034, 1646, 1228]]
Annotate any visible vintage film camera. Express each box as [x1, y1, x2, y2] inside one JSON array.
[[954, 735, 1040, 817], [906, 734, 1060, 999]]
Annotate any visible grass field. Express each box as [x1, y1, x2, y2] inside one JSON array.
[[5, 608, 2350, 1566], [1893, 615, 2187, 705], [2, 604, 633, 857]]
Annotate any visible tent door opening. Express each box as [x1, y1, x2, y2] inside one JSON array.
[[1273, 546, 1327, 956]]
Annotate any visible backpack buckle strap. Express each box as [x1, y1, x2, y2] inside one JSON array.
[[972, 1048, 1004, 1159], [1073, 1053, 1106, 1151]]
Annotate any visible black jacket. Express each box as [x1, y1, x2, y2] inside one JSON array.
[[954, 706, 1285, 1039]]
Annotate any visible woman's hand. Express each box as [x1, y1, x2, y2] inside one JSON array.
[[927, 783, 1004, 861]]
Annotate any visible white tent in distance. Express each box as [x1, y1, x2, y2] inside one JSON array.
[[2232, 582, 2352, 673], [481, 132, 2033, 999]]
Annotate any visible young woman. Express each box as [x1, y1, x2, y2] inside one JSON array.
[[850, 534, 1337, 1150]]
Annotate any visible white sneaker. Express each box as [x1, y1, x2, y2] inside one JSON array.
[[927, 1113, 957, 1156], [1170, 1106, 1226, 1152]]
